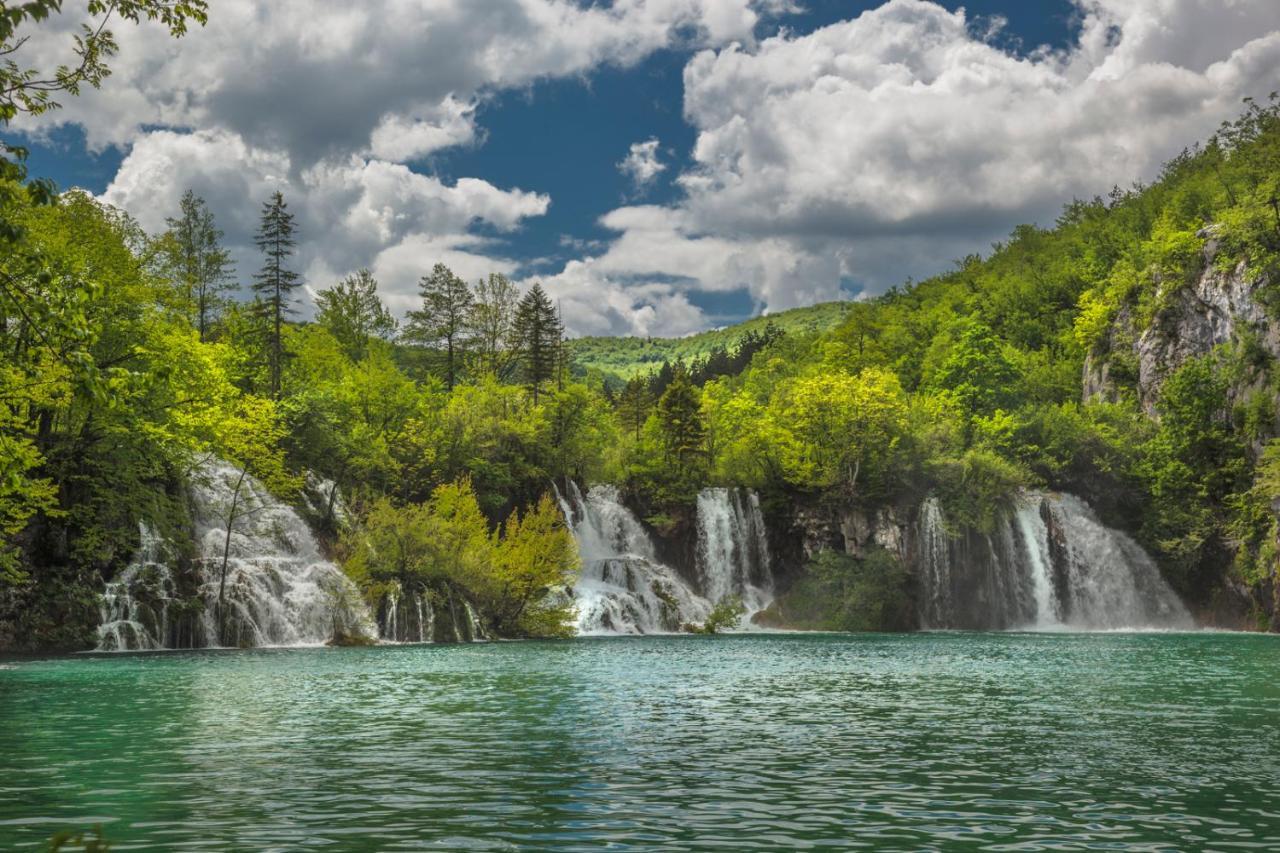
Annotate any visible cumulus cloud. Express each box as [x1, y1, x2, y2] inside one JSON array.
[[15, 0, 779, 158], [618, 138, 667, 190], [15, 0, 785, 332], [538, 0, 1280, 333], [99, 129, 548, 316], [675, 0, 1280, 239], [22, 0, 1280, 337], [368, 96, 478, 162]]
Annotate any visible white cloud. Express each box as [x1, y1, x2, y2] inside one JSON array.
[[539, 0, 1280, 334], [15, 0, 780, 158], [99, 129, 548, 317], [368, 96, 478, 162], [618, 138, 668, 190], [24, 0, 1280, 338], [537, 258, 709, 338], [15, 0, 786, 336]]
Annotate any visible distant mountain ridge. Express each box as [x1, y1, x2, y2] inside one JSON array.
[[568, 301, 851, 383]]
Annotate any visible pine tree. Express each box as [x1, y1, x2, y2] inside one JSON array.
[[404, 263, 472, 390], [252, 191, 301, 398], [616, 377, 651, 441], [315, 268, 396, 361], [657, 366, 706, 466], [512, 282, 563, 404], [163, 189, 234, 341]]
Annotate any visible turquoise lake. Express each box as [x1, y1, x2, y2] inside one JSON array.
[[2, 632, 1279, 850]]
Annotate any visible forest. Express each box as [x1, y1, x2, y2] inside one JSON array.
[[4, 3, 1280, 648]]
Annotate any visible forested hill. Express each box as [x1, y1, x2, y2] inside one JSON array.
[[3, 71, 1280, 649], [568, 302, 850, 384]]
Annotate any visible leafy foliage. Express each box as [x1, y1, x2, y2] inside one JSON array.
[[760, 549, 910, 632]]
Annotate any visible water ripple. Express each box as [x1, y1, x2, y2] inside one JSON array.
[[1, 632, 1279, 850]]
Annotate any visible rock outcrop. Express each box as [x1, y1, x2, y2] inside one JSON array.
[[1138, 231, 1274, 414]]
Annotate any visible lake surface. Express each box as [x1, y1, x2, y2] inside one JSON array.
[[2, 632, 1279, 850]]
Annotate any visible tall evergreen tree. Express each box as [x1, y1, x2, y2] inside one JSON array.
[[163, 189, 234, 341], [656, 367, 706, 467], [404, 263, 472, 390], [315, 268, 396, 361], [252, 191, 301, 398], [616, 377, 651, 441], [512, 282, 563, 404]]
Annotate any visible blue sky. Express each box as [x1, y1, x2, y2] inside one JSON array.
[[13, 0, 1278, 335]]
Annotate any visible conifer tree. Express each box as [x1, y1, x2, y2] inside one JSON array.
[[616, 377, 651, 441], [252, 191, 301, 398], [404, 263, 472, 390], [512, 282, 563, 404], [163, 189, 234, 341]]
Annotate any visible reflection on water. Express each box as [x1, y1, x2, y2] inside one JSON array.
[[2, 632, 1279, 850]]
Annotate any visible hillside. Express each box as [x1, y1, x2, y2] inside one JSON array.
[[568, 301, 851, 383]]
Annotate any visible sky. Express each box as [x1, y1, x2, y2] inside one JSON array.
[[13, 0, 1280, 337]]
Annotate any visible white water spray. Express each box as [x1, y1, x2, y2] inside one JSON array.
[[95, 460, 374, 650], [916, 492, 1192, 631], [96, 524, 174, 651], [696, 488, 774, 617], [558, 482, 775, 633]]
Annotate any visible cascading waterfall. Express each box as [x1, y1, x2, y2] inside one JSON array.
[[557, 482, 775, 634], [557, 482, 709, 634], [96, 524, 174, 651], [192, 461, 375, 647], [696, 488, 774, 616], [915, 492, 1192, 631], [378, 582, 436, 643], [95, 460, 374, 651]]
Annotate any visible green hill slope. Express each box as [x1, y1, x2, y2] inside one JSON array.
[[568, 301, 851, 383]]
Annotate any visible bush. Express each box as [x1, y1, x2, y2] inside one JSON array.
[[687, 596, 746, 634], [760, 548, 910, 632]]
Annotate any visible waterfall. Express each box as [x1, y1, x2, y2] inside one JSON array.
[[95, 460, 375, 651], [915, 492, 1192, 631], [695, 488, 775, 615], [96, 524, 174, 652], [918, 498, 951, 628], [558, 482, 709, 633], [377, 582, 436, 643], [558, 482, 775, 634]]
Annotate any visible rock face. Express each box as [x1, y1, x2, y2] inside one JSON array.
[[789, 500, 908, 563], [1079, 229, 1280, 630], [1134, 232, 1276, 415], [1082, 304, 1135, 404]]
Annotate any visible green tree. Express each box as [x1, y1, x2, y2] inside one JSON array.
[[487, 493, 579, 637], [774, 368, 908, 493], [161, 189, 233, 340], [688, 596, 746, 634], [252, 191, 300, 398], [404, 263, 472, 390], [648, 367, 708, 506], [1139, 356, 1248, 585], [512, 282, 562, 403], [616, 377, 651, 441], [314, 268, 396, 361], [930, 321, 1017, 421], [468, 272, 519, 378], [762, 549, 910, 632]]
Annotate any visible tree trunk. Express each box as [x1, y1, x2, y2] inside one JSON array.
[[447, 335, 455, 391], [217, 467, 248, 646]]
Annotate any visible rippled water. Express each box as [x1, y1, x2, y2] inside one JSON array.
[[2, 633, 1280, 850]]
